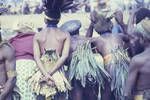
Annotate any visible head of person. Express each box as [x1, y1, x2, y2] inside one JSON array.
[[98, 0, 107, 9], [91, 10, 113, 35], [134, 18, 150, 47], [44, 9, 61, 26], [135, 8, 150, 24], [60, 20, 81, 36], [43, 0, 64, 27], [12, 21, 34, 34]]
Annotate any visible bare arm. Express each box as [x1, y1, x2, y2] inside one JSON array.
[[86, 23, 94, 37], [49, 33, 71, 75], [33, 34, 47, 75], [125, 58, 139, 97], [127, 9, 137, 35], [86, 11, 97, 37], [0, 45, 16, 100], [114, 10, 127, 35]]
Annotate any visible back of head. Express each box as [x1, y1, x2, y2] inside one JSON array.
[[91, 10, 113, 34], [44, 9, 60, 25], [135, 18, 150, 41], [43, 0, 76, 26], [135, 8, 150, 24], [12, 20, 34, 33]]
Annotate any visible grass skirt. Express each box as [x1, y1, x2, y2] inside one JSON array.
[[69, 41, 111, 100], [27, 50, 71, 99], [105, 47, 130, 100]]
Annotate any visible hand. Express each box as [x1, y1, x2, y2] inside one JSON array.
[[41, 73, 55, 86], [45, 73, 54, 80], [40, 73, 54, 82], [114, 10, 124, 25], [46, 80, 55, 87], [44, 75, 55, 87]]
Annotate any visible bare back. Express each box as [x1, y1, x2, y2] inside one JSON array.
[[37, 28, 67, 55], [93, 34, 124, 56], [70, 36, 89, 53], [125, 47, 150, 96], [135, 49, 150, 91]]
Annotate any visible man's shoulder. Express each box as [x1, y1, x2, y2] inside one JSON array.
[[0, 42, 15, 58], [131, 54, 145, 68], [57, 29, 70, 39], [0, 41, 13, 48], [34, 31, 43, 40], [2, 43, 14, 52], [91, 36, 104, 43]]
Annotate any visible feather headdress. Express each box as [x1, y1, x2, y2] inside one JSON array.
[[43, 0, 76, 20]]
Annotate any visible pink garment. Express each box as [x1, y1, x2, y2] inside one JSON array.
[[9, 32, 35, 60]]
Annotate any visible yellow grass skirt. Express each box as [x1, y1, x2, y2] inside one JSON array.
[[27, 50, 71, 99]]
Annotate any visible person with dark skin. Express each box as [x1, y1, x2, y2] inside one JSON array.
[[10, 22, 37, 100], [61, 20, 99, 100], [61, 20, 110, 100], [34, 11, 70, 85], [127, 8, 150, 57], [27, 1, 74, 99], [88, 8, 142, 58], [125, 18, 150, 100], [33, 16, 71, 100], [86, 10, 130, 100], [0, 33, 16, 100]]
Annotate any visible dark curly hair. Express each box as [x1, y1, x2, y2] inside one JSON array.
[[135, 8, 150, 24], [43, 0, 76, 25]]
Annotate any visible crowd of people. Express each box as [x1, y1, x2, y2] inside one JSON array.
[[1, 0, 149, 15], [0, 0, 150, 100]]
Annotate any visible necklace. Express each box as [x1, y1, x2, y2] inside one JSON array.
[[47, 24, 57, 28]]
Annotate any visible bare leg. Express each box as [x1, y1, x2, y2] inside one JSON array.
[[101, 80, 114, 100], [83, 83, 98, 100], [71, 79, 83, 100], [5, 93, 13, 100]]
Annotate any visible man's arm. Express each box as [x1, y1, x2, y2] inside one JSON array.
[[33, 34, 48, 76], [124, 58, 139, 97], [86, 11, 96, 37], [86, 23, 94, 37], [114, 10, 127, 34], [49, 33, 71, 75], [0, 44, 16, 100]]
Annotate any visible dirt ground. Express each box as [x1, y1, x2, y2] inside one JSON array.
[[0, 13, 90, 34]]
